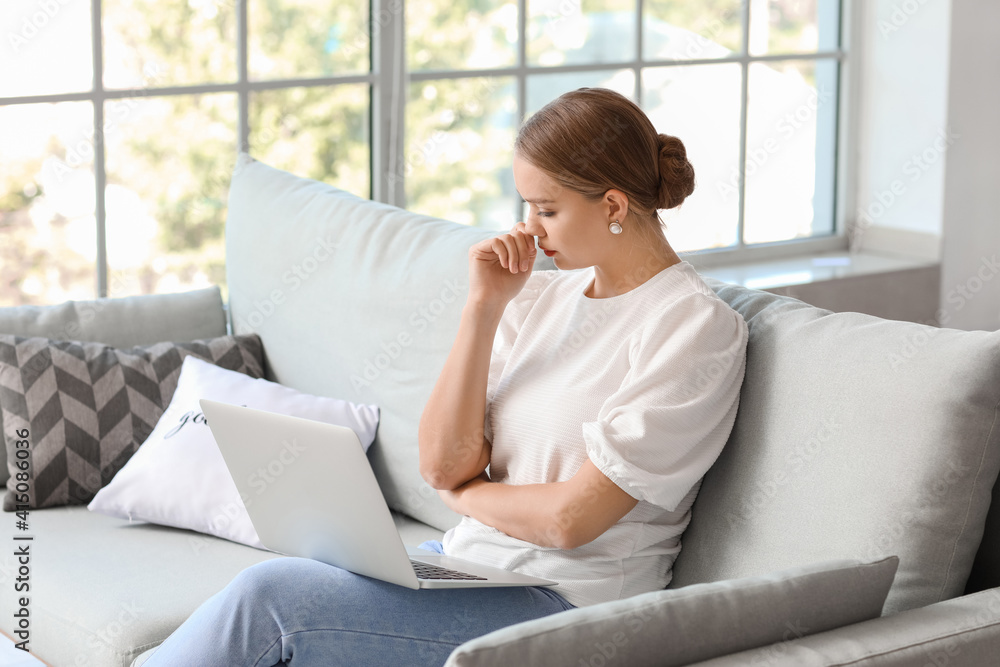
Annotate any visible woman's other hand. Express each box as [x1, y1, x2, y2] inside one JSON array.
[[468, 221, 537, 308]]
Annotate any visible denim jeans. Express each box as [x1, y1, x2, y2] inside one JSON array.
[[141, 540, 576, 667]]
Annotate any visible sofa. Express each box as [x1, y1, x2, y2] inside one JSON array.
[[1, 153, 999, 666]]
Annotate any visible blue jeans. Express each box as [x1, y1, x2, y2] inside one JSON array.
[[142, 540, 576, 666]]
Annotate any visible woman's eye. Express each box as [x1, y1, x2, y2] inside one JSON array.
[[538, 211, 554, 218]]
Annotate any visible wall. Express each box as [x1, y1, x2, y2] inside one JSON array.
[[853, 0, 952, 259], [938, 0, 1000, 332], [852, 0, 1000, 331]]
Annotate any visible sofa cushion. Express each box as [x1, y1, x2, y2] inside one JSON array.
[[669, 276, 1000, 616], [443, 555, 899, 667], [0, 287, 228, 487], [0, 495, 445, 667], [0, 333, 263, 510], [88, 355, 380, 548], [224, 153, 555, 533]]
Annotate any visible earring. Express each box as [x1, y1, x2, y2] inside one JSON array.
[[609, 220, 622, 234]]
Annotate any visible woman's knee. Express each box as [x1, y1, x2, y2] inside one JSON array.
[[227, 556, 321, 602]]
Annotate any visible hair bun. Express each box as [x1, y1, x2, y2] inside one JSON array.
[[656, 133, 695, 209]]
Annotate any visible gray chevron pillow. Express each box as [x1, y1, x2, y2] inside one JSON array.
[[0, 333, 264, 510]]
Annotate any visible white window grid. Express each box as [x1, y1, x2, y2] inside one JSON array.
[[0, 0, 853, 296]]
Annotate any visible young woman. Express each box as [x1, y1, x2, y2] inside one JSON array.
[[142, 87, 748, 666]]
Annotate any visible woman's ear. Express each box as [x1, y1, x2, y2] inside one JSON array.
[[604, 189, 630, 222]]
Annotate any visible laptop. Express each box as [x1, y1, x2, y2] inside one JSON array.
[[199, 398, 559, 591]]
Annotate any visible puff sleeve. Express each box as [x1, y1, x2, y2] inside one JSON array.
[[582, 291, 749, 512]]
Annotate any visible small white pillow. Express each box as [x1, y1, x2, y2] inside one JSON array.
[[88, 356, 380, 549]]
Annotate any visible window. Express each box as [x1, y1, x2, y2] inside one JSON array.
[[0, 0, 844, 306]]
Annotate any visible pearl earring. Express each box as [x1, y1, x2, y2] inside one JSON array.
[[609, 220, 622, 234]]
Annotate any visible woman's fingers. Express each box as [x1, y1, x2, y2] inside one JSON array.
[[486, 224, 536, 273], [512, 229, 534, 272], [491, 237, 511, 269], [495, 234, 520, 272]]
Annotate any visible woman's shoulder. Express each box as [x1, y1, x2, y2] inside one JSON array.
[[636, 268, 748, 352], [660, 263, 740, 315]]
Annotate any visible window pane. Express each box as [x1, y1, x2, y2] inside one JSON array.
[[103, 94, 237, 296], [405, 77, 517, 229], [743, 59, 838, 244], [249, 86, 370, 198], [528, 0, 636, 67], [526, 70, 634, 117], [643, 0, 742, 60], [641, 63, 742, 252], [250, 0, 369, 80], [748, 0, 840, 56], [408, 0, 517, 71], [103, 0, 236, 88], [0, 102, 96, 306], [0, 1, 92, 97]]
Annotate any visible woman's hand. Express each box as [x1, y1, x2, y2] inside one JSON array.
[[437, 471, 491, 515], [468, 221, 537, 308]]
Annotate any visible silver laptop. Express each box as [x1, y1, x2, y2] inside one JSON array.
[[199, 399, 558, 590]]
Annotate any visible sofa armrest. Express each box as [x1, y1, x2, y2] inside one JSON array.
[[687, 588, 1000, 667]]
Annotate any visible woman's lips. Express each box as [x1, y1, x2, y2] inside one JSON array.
[[543, 249, 556, 257]]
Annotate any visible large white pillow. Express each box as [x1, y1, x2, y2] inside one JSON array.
[[88, 355, 380, 549]]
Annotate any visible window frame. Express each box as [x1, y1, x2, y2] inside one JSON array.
[[0, 0, 856, 298]]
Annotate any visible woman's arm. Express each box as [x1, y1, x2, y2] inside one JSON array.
[[438, 458, 639, 550], [418, 299, 504, 491]]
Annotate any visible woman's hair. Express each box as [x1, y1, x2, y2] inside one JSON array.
[[514, 87, 695, 246]]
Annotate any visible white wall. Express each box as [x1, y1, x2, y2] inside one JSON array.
[[852, 0, 951, 259], [852, 0, 1000, 331], [938, 0, 1000, 331]]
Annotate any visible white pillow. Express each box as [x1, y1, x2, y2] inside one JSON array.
[[88, 355, 380, 549]]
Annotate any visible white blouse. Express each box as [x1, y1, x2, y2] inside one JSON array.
[[441, 260, 749, 608]]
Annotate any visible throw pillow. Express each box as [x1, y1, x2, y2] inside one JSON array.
[[444, 555, 900, 667], [0, 285, 227, 488], [0, 333, 264, 510], [88, 356, 380, 548]]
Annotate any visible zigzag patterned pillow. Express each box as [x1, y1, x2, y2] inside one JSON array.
[[0, 333, 264, 510]]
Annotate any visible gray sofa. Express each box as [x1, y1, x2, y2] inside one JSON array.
[[2, 153, 999, 666]]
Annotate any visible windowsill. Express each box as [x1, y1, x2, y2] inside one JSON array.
[[690, 249, 940, 291]]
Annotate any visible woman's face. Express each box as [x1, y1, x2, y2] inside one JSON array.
[[512, 154, 615, 270]]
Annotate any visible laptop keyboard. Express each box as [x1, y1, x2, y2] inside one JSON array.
[[410, 559, 487, 581]]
